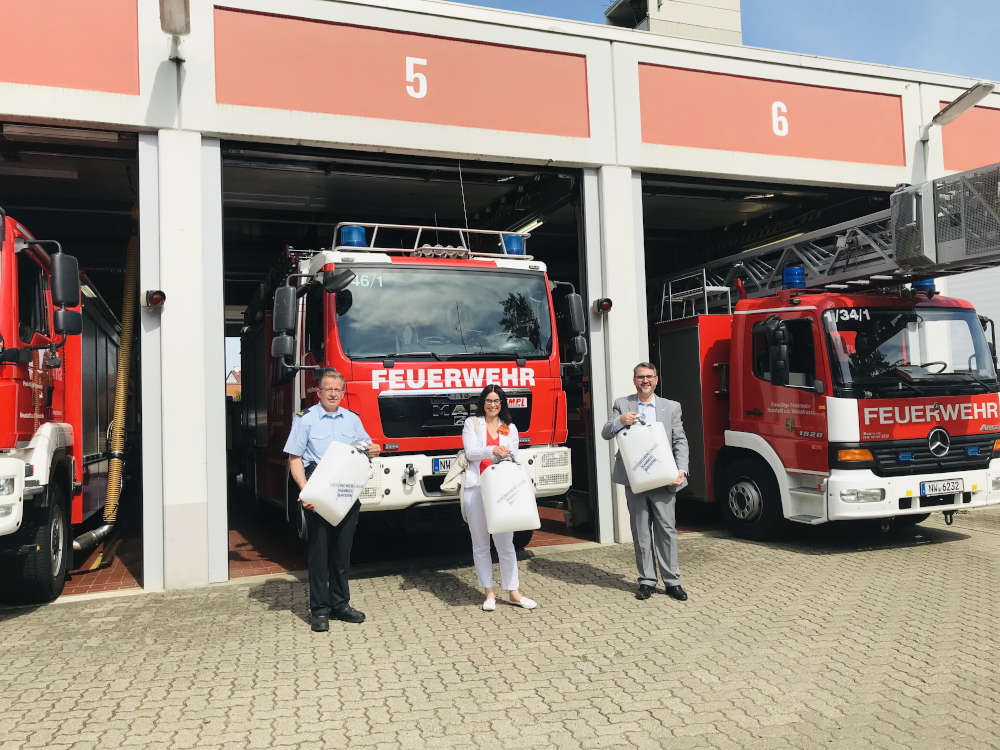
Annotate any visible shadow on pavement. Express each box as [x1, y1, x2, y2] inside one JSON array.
[[526, 555, 635, 593], [726, 519, 971, 556], [246, 576, 311, 625], [397, 565, 483, 606]]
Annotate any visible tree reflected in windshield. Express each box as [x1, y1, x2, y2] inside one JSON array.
[[334, 266, 552, 359]]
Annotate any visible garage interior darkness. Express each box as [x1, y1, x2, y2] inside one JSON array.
[[0, 122, 897, 593], [0, 122, 142, 594]]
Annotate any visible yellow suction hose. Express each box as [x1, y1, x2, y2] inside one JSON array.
[[103, 233, 138, 523]]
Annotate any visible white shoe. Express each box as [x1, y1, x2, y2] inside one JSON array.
[[482, 597, 496, 611], [510, 596, 537, 610]]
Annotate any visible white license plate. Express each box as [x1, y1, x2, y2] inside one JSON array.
[[920, 478, 964, 496], [432, 457, 454, 475]]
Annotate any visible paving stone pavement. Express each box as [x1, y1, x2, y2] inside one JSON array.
[[2, 509, 1000, 750]]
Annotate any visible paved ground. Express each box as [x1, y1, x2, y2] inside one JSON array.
[[2, 509, 1000, 750]]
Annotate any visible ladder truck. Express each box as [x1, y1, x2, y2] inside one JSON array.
[[655, 160, 1000, 539]]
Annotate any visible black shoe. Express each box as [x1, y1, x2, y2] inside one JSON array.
[[635, 584, 654, 600], [332, 605, 366, 624], [310, 614, 329, 632], [665, 585, 688, 601]]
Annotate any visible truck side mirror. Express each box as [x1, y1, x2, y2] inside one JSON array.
[[566, 335, 587, 366], [565, 292, 586, 336], [53, 309, 83, 336], [272, 285, 298, 334], [813, 379, 825, 395], [322, 269, 356, 293], [50, 252, 80, 308], [270, 334, 295, 360]]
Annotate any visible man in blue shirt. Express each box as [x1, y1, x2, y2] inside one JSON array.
[[285, 368, 380, 632]]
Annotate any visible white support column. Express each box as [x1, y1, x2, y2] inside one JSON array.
[[155, 128, 226, 588], [139, 133, 164, 591], [581, 169, 614, 544], [202, 139, 228, 584], [596, 165, 648, 543]]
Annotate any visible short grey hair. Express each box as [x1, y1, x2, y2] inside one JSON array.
[[633, 361, 658, 376], [318, 368, 345, 386]]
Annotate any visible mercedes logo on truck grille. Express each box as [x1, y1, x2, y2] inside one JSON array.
[[928, 427, 950, 457]]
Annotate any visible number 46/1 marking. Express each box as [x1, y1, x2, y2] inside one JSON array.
[[406, 56, 427, 99]]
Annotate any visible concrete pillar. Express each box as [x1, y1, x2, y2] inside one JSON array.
[[594, 166, 648, 543], [150, 129, 227, 588]]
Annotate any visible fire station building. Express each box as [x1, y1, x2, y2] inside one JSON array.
[[1, 0, 998, 592]]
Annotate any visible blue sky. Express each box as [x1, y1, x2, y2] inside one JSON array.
[[457, 0, 1000, 81]]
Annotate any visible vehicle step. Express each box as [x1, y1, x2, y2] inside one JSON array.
[[787, 514, 824, 524]]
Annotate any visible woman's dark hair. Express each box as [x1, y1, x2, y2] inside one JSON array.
[[478, 384, 512, 425]]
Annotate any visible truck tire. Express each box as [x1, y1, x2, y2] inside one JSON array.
[[721, 457, 785, 541], [6, 481, 71, 603]]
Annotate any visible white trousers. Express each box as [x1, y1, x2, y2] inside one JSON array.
[[463, 486, 519, 591]]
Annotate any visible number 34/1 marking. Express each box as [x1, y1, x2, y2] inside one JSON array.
[[771, 101, 788, 137], [406, 56, 427, 99]]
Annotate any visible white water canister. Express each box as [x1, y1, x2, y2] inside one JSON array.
[[479, 459, 540, 535], [299, 442, 373, 526], [616, 419, 678, 493]]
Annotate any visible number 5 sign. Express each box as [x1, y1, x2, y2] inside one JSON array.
[[406, 57, 428, 99], [214, 8, 590, 138]]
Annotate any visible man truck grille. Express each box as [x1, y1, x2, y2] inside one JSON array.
[[377, 390, 531, 439]]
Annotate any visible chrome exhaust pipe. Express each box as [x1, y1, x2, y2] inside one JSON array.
[[73, 523, 114, 552]]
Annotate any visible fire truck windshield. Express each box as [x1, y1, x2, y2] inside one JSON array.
[[823, 307, 998, 397], [334, 266, 552, 360]]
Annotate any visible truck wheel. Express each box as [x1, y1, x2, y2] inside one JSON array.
[[9, 482, 71, 602], [513, 530, 534, 550], [722, 457, 785, 541]]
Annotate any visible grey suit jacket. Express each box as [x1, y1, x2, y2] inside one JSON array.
[[601, 394, 689, 493]]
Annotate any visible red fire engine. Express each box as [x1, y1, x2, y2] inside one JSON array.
[[0, 210, 121, 601], [656, 161, 1000, 539], [241, 223, 586, 545]]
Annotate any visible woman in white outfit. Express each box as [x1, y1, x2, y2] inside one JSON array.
[[462, 384, 537, 611]]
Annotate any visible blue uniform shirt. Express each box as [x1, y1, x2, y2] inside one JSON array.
[[283, 403, 372, 467], [637, 399, 657, 425]]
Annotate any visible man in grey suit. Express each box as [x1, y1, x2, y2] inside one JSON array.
[[601, 361, 689, 601]]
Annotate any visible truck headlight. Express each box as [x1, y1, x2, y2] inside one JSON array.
[[0, 476, 14, 496], [0, 503, 12, 517], [992, 477, 1000, 491], [840, 488, 885, 503]]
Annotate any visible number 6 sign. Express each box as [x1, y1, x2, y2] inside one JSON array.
[[771, 101, 788, 137]]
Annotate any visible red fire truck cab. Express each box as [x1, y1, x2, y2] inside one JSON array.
[[658, 280, 1000, 539]]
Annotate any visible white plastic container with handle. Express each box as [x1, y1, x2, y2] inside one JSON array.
[[616, 418, 678, 493], [299, 441, 373, 526], [479, 457, 540, 535]]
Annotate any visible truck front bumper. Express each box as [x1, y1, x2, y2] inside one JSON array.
[[0, 456, 29, 537], [360, 446, 572, 512], [826, 464, 1000, 520]]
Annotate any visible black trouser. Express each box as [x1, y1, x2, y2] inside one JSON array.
[[302, 464, 362, 617]]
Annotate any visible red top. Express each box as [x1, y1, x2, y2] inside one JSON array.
[[480, 430, 499, 475]]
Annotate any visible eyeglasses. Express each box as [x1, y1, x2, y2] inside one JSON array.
[[634, 375, 657, 381], [484, 398, 502, 405], [320, 387, 344, 394]]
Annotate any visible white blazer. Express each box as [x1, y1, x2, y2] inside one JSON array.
[[461, 416, 520, 488]]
